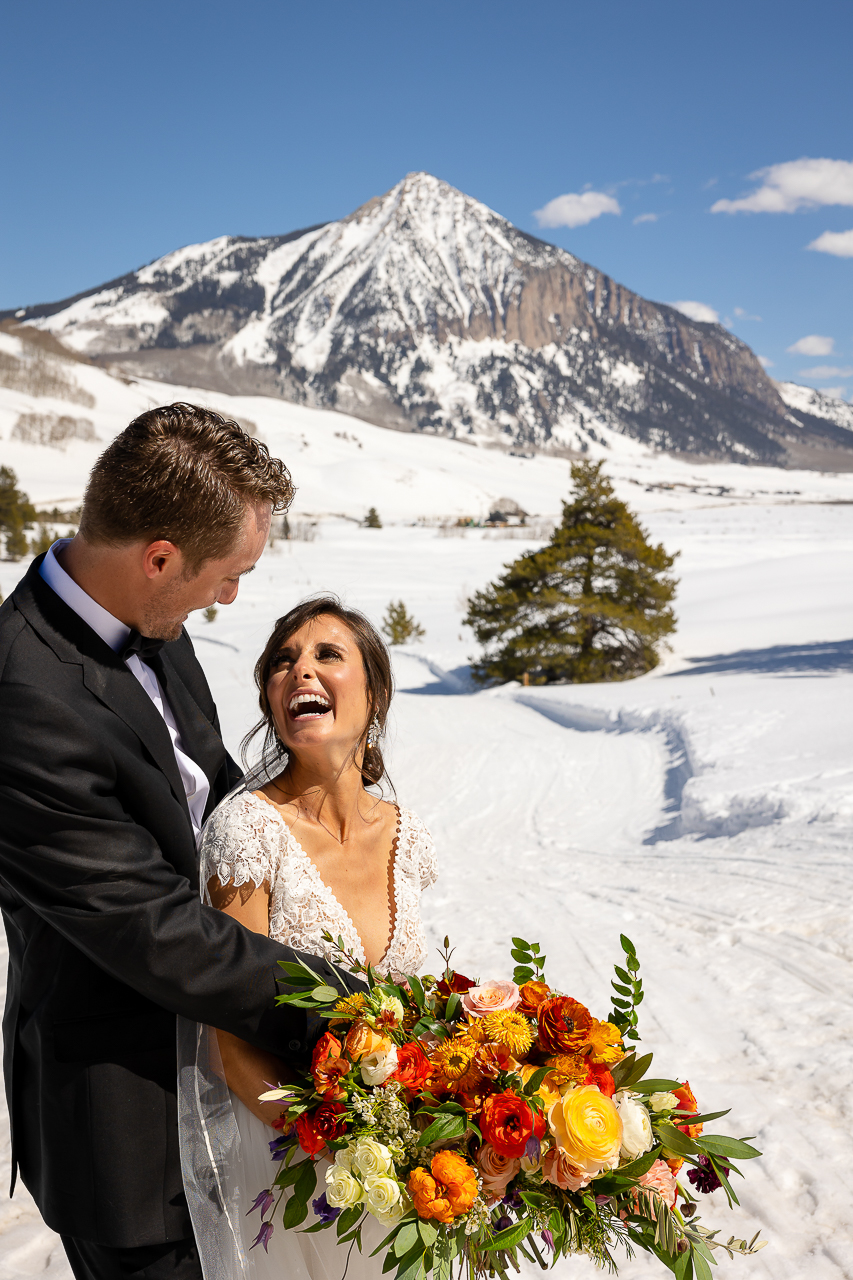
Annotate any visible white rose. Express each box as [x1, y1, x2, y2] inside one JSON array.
[[613, 1090, 654, 1160], [649, 1091, 679, 1113], [333, 1146, 355, 1173], [520, 1151, 542, 1174], [351, 1138, 394, 1178], [325, 1166, 364, 1209], [363, 1174, 402, 1221], [361, 1045, 399, 1087]]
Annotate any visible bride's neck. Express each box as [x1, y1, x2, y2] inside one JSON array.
[[274, 756, 374, 842]]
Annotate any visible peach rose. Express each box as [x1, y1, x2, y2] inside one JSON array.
[[548, 1085, 622, 1177], [638, 1159, 677, 1210], [542, 1146, 591, 1192], [476, 1144, 521, 1201], [461, 980, 520, 1018], [346, 1021, 390, 1061]]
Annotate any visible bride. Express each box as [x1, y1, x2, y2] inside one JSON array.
[[179, 595, 437, 1280]]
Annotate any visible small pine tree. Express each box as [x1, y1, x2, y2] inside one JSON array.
[[5, 521, 30, 561], [0, 467, 35, 560], [364, 507, 382, 528], [203, 605, 218, 623], [382, 600, 426, 645], [465, 461, 678, 685]]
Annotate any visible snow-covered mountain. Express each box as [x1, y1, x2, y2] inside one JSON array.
[[6, 173, 853, 468]]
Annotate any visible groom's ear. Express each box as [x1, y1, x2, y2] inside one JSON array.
[[141, 540, 183, 580]]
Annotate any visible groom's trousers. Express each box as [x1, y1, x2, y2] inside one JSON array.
[[61, 1236, 201, 1280]]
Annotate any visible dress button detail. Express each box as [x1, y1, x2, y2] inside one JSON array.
[[288, 1039, 301, 1052]]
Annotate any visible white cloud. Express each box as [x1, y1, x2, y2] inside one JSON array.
[[734, 307, 762, 320], [633, 212, 658, 224], [669, 300, 720, 324], [533, 191, 621, 229], [787, 334, 835, 356], [711, 157, 853, 215], [758, 355, 774, 368], [798, 365, 853, 379], [808, 228, 853, 258]]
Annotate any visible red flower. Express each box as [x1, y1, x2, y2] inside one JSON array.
[[391, 1042, 434, 1094], [481, 1091, 538, 1158], [584, 1062, 615, 1097], [295, 1102, 346, 1156], [437, 972, 476, 1000]]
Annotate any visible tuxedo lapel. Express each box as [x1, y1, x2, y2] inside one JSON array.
[[155, 650, 226, 789], [80, 658, 191, 820], [13, 561, 192, 822]]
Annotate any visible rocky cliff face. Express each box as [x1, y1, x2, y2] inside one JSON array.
[[6, 173, 852, 467]]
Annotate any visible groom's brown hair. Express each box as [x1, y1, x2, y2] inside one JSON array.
[[79, 402, 294, 572]]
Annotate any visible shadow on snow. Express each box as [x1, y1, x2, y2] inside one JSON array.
[[667, 638, 853, 678]]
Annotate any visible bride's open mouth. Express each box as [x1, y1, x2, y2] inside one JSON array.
[[287, 690, 333, 722]]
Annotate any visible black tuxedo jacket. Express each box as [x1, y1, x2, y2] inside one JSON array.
[[0, 559, 349, 1248]]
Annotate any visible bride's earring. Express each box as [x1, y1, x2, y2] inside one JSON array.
[[366, 713, 380, 750]]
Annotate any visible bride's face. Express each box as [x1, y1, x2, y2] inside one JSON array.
[[266, 614, 370, 762]]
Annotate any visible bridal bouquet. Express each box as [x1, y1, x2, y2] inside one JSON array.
[[251, 935, 765, 1280]]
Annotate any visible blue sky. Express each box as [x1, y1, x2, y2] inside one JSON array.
[[2, 0, 851, 396]]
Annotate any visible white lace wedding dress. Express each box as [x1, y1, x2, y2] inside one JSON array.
[[179, 788, 437, 1280]]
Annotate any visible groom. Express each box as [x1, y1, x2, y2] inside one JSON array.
[[0, 404, 354, 1280]]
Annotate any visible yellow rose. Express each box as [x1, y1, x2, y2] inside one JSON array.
[[548, 1085, 622, 1177]]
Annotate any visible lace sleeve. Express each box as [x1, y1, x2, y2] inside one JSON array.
[[198, 791, 280, 895]]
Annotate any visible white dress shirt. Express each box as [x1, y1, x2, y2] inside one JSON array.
[[40, 540, 210, 836]]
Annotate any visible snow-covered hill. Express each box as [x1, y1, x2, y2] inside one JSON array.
[[3, 326, 853, 522], [6, 174, 853, 469]]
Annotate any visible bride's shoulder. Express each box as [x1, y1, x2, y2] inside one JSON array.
[[200, 788, 283, 851]]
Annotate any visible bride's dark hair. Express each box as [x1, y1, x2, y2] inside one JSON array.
[[243, 594, 394, 790]]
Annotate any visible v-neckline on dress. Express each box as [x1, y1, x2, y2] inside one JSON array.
[[249, 789, 403, 970]]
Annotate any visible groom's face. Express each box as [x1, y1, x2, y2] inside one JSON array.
[[141, 501, 271, 638]]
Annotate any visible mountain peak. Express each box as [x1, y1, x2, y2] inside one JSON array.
[[5, 176, 852, 468]]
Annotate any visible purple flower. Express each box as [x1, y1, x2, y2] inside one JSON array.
[[686, 1155, 728, 1194], [540, 1230, 554, 1254], [595, 1195, 611, 1207], [312, 1193, 341, 1224], [251, 1222, 274, 1252], [247, 1189, 275, 1217], [502, 1186, 523, 1210], [524, 1136, 541, 1163], [269, 1133, 296, 1161], [494, 1214, 512, 1232]]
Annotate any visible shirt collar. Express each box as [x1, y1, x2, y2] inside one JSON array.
[[40, 540, 131, 655]]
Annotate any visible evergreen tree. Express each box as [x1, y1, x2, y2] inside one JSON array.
[[465, 461, 678, 685], [203, 605, 218, 623], [364, 507, 382, 528], [382, 600, 426, 645], [30, 524, 57, 557], [0, 467, 36, 561]]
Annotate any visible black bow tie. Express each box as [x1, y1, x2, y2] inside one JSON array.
[[121, 630, 166, 663]]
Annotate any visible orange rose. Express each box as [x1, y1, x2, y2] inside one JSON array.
[[518, 980, 551, 1018], [408, 1151, 478, 1224], [481, 1090, 544, 1158], [345, 1020, 389, 1061], [537, 997, 593, 1055]]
